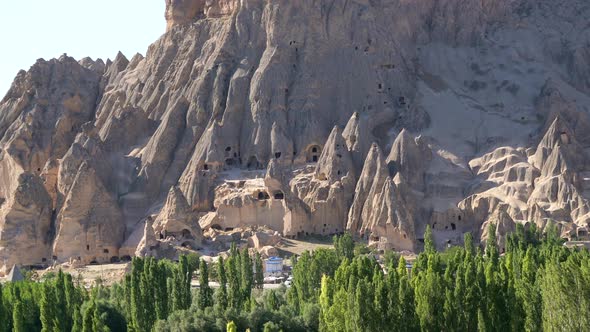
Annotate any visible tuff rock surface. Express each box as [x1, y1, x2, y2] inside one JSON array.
[[1, 0, 590, 271]]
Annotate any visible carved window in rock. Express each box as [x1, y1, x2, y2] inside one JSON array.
[[306, 145, 322, 163], [560, 132, 570, 145], [273, 191, 284, 200], [257, 191, 270, 200]]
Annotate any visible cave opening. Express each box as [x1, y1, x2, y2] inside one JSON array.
[[247, 156, 261, 170]]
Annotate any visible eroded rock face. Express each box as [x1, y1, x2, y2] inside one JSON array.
[[165, 0, 237, 30], [1, 0, 590, 268], [154, 186, 203, 247]]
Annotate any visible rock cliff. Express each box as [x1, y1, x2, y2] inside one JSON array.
[[1, 0, 590, 271]]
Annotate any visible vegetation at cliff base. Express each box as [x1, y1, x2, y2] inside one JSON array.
[[1, 224, 589, 331]]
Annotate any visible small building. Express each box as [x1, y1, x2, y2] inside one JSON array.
[[264, 256, 283, 276]]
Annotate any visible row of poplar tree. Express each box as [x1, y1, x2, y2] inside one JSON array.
[[0, 245, 264, 332], [315, 224, 590, 331], [1, 224, 589, 331]]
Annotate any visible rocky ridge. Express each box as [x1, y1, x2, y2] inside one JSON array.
[[1, 0, 589, 272]]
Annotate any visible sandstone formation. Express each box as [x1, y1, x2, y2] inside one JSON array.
[[1, 0, 590, 271]]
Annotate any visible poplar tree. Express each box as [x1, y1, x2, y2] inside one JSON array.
[[11, 287, 25, 332], [240, 249, 254, 303], [92, 303, 108, 332], [55, 269, 68, 331], [64, 272, 81, 330], [12, 299, 25, 332], [227, 245, 242, 309], [319, 275, 333, 332], [424, 224, 436, 254], [141, 258, 156, 330], [40, 283, 56, 332], [398, 275, 418, 332], [0, 283, 5, 332], [519, 247, 541, 332], [199, 259, 213, 308], [154, 261, 169, 320], [216, 256, 228, 311], [130, 257, 146, 331], [415, 254, 445, 331], [72, 306, 83, 332], [255, 253, 264, 289], [82, 299, 96, 332]]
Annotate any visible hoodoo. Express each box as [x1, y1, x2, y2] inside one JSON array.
[[1, 0, 590, 272]]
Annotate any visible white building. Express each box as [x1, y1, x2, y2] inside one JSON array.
[[264, 256, 283, 276]]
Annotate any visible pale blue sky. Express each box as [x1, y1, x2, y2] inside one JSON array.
[[0, 0, 166, 97]]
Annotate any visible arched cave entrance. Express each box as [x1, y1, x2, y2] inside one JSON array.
[[247, 156, 261, 170], [182, 229, 193, 239]]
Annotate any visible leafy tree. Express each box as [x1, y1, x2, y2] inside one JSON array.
[[334, 233, 354, 260]]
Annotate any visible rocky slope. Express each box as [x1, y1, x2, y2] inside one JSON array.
[[1, 0, 589, 271]]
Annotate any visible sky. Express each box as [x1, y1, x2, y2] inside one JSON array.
[[0, 0, 166, 97]]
